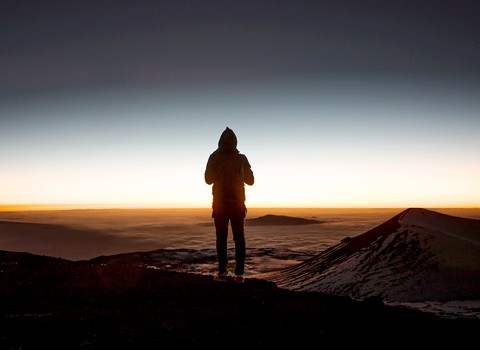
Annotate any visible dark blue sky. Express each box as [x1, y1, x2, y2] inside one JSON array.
[[2, 0, 479, 97]]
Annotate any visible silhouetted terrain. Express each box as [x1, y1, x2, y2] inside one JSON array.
[[246, 214, 325, 226], [0, 249, 478, 349]]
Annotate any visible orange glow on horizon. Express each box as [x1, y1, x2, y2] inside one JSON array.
[[1, 202, 478, 212]]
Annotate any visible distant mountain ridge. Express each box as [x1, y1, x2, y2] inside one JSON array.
[[246, 214, 324, 226], [258, 208, 480, 318], [197, 214, 325, 226]]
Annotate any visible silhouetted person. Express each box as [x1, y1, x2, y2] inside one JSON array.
[[205, 127, 254, 282]]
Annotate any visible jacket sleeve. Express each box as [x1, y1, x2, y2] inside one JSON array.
[[204, 154, 215, 185], [242, 155, 254, 186]]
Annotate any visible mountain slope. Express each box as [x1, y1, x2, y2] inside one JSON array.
[[259, 208, 480, 309], [4, 249, 479, 348]]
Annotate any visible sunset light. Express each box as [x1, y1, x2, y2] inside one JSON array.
[[1, 83, 479, 209]]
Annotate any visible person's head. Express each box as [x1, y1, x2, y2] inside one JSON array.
[[218, 127, 238, 151]]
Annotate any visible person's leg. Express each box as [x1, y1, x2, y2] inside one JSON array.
[[231, 215, 246, 276], [214, 214, 229, 274]]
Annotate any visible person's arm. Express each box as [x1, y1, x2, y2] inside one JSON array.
[[204, 155, 215, 185], [242, 156, 254, 186]]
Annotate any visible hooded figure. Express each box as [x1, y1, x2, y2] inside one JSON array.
[[205, 127, 254, 281]]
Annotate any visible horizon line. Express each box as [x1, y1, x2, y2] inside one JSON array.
[[1, 204, 479, 212]]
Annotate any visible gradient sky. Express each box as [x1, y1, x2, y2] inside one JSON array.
[[1, 0, 479, 208]]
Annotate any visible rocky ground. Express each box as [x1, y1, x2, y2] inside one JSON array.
[[1, 250, 478, 349]]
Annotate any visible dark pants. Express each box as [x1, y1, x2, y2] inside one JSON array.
[[214, 211, 246, 276]]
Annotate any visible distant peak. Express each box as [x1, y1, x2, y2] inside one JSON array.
[[398, 208, 435, 220], [246, 214, 324, 226]]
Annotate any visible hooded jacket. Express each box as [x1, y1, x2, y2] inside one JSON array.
[[205, 127, 254, 216]]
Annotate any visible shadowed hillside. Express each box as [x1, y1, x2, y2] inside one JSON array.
[[0, 249, 479, 348]]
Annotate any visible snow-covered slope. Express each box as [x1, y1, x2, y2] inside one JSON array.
[[260, 208, 480, 318]]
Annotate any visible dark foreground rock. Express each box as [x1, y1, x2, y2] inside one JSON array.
[[0, 250, 478, 349]]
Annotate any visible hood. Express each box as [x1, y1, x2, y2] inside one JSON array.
[[218, 127, 238, 149]]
